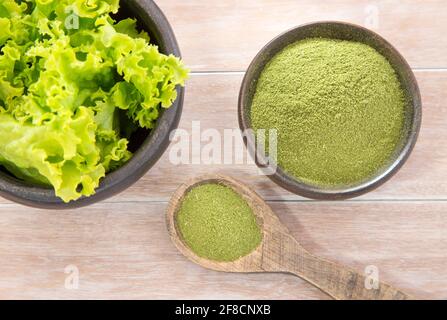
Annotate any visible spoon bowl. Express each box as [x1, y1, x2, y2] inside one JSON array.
[[167, 174, 412, 300]]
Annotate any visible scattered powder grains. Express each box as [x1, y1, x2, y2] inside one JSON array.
[[176, 183, 262, 262], [250, 38, 406, 187]]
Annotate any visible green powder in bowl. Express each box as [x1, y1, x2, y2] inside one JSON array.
[[176, 183, 262, 262], [250, 38, 406, 188]]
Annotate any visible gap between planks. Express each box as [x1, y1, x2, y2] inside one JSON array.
[[1, 199, 447, 208], [189, 68, 447, 76]]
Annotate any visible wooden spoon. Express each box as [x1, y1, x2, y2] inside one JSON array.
[[166, 174, 411, 300]]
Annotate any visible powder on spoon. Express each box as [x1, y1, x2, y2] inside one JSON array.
[[176, 183, 262, 262], [250, 38, 406, 187]]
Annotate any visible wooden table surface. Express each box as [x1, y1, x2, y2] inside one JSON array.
[[1, 0, 446, 300]]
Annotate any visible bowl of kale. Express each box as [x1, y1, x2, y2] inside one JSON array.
[[0, 0, 188, 208]]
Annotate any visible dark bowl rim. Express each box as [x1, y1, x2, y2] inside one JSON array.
[[0, 0, 185, 209], [238, 21, 422, 200]]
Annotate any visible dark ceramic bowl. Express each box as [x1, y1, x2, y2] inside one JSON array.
[[0, 0, 184, 209], [239, 21, 422, 200]]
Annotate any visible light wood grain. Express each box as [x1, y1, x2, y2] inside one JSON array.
[[116, 70, 447, 202], [148, 70, 447, 201], [0, 71, 444, 204], [0, 200, 444, 299], [157, 0, 447, 71]]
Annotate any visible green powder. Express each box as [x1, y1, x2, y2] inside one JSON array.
[[250, 38, 406, 187], [176, 183, 262, 262]]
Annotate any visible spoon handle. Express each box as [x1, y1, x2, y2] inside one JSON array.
[[273, 234, 411, 300]]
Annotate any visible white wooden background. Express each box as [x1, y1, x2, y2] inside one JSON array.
[[0, 0, 446, 299]]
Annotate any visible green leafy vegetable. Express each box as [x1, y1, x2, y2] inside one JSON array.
[[0, 0, 188, 202]]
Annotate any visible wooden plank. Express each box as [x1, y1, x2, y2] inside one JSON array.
[[157, 0, 447, 71], [0, 201, 444, 299], [0, 70, 444, 204], [114, 70, 447, 202]]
